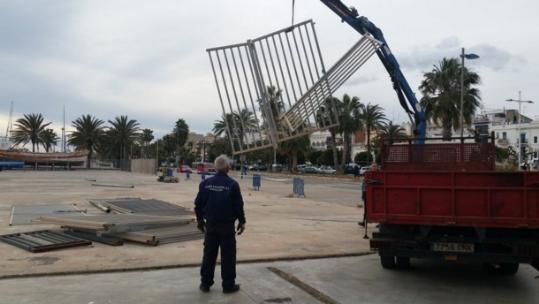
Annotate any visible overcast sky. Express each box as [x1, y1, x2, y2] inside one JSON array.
[[1, 0, 538, 139]]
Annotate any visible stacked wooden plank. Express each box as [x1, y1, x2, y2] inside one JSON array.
[[90, 198, 194, 216], [38, 198, 203, 247], [40, 214, 193, 233], [113, 224, 203, 246]]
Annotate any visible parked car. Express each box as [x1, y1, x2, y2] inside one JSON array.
[[195, 162, 216, 174], [271, 163, 283, 172], [178, 165, 193, 173], [359, 166, 371, 176], [300, 166, 320, 174], [319, 166, 336, 175], [344, 163, 360, 174], [249, 164, 268, 171]]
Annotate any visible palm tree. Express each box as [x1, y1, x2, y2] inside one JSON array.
[[213, 110, 256, 151], [338, 94, 362, 169], [174, 118, 189, 165], [236, 109, 257, 142], [279, 136, 310, 172], [358, 103, 387, 161], [10, 113, 52, 152], [379, 122, 408, 145], [40, 129, 59, 152], [140, 129, 154, 158], [69, 115, 105, 168], [419, 57, 481, 140], [315, 97, 341, 169], [213, 113, 236, 138], [108, 116, 140, 162]]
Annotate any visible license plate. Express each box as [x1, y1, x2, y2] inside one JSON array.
[[431, 242, 474, 253]]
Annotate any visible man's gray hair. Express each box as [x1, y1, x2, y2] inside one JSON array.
[[214, 154, 230, 172]]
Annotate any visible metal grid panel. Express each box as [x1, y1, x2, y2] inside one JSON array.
[[101, 198, 194, 216], [9, 204, 86, 226], [382, 143, 495, 171], [0, 230, 91, 252], [207, 20, 380, 155]]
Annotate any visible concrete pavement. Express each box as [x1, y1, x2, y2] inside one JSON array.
[[1, 255, 538, 304]]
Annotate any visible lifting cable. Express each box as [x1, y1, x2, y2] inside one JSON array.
[[291, 0, 296, 26]]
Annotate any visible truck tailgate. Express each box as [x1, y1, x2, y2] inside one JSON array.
[[366, 171, 539, 228]]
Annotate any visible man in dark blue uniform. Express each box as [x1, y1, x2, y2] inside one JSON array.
[[195, 155, 246, 294]]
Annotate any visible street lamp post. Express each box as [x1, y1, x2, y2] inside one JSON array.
[[460, 48, 480, 139], [507, 91, 534, 169]]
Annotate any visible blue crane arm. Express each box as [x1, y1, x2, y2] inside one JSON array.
[[320, 0, 426, 142]]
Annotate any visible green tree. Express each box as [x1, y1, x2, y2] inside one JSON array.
[[316, 96, 341, 169], [207, 138, 232, 162], [378, 122, 408, 145], [419, 57, 481, 140], [160, 133, 177, 159], [40, 129, 59, 153], [69, 115, 105, 168], [107, 115, 140, 162], [174, 119, 189, 166], [338, 94, 362, 169], [140, 128, 154, 158], [10, 113, 52, 152], [358, 103, 387, 161], [354, 151, 374, 165], [213, 110, 256, 151], [213, 113, 235, 138], [279, 136, 310, 172]]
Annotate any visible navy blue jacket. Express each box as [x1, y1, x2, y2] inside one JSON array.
[[194, 172, 246, 225]]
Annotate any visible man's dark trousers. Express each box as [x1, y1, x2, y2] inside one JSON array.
[[200, 221, 236, 288]]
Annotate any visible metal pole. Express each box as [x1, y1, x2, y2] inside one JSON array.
[[518, 90, 522, 169], [208, 51, 236, 154], [460, 48, 465, 139]]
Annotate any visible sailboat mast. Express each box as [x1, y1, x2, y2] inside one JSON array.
[[5, 101, 13, 137], [62, 105, 66, 152]]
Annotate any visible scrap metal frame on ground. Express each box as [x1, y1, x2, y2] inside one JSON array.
[[207, 20, 381, 154]]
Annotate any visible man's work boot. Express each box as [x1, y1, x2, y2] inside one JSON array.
[[223, 284, 240, 294], [199, 283, 210, 293]]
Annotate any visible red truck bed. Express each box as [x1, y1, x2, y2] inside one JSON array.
[[366, 170, 539, 229]]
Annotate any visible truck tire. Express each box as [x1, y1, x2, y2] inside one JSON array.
[[380, 255, 396, 269], [498, 263, 519, 275], [484, 263, 519, 276], [396, 257, 411, 269]]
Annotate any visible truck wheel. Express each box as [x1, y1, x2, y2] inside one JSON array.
[[380, 256, 396, 269], [484, 263, 519, 276], [498, 263, 519, 275], [396, 257, 411, 269]]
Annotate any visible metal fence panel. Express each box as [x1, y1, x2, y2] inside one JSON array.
[[207, 20, 380, 155]]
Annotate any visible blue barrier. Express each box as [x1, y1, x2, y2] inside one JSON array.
[[292, 177, 305, 197], [0, 161, 24, 169], [252, 174, 261, 190]]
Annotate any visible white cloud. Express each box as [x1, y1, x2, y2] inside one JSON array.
[[0, 0, 538, 138]]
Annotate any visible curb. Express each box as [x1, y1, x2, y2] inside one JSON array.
[[0, 251, 375, 280]]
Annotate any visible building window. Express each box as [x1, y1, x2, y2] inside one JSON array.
[[534, 136, 538, 144], [496, 132, 499, 139], [502, 132, 507, 140]]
